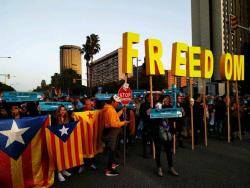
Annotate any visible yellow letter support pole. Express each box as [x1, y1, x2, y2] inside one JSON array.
[[201, 49, 214, 147], [173, 76, 177, 155], [149, 76, 155, 159], [202, 79, 208, 147], [189, 78, 194, 150], [145, 38, 165, 159], [220, 54, 232, 143], [122, 32, 139, 166], [227, 80, 231, 143]]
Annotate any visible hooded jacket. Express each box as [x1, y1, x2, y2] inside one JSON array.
[[102, 103, 126, 128]]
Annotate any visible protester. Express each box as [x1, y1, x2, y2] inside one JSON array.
[[215, 96, 227, 140], [192, 95, 204, 145], [139, 93, 153, 158], [26, 102, 40, 116], [152, 95, 179, 177], [175, 94, 185, 148], [183, 95, 191, 137], [230, 99, 239, 141], [78, 98, 97, 174], [102, 95, 129, 176], [53, 105, 73, 182], [10, 105, 22, 119], [0, 106, 9, 119]]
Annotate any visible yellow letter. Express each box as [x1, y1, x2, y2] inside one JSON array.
[[220, 53, 233, 80], [145, 39, 165, 75], [201, 50, 214, 78], [122, 32, 140, 74], [187, 46, 201, 77], [232, 55, 244, 81], [171, 42, 188, 76]]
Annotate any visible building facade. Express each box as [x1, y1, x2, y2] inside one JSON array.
[[89, 48, 131, 87], [60, 45, 82, 76]]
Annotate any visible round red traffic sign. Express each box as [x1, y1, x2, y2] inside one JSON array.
[[118, 85, 132, 106]]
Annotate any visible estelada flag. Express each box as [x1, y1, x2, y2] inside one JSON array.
[[74, 110, 104, 158], [0, 116, 54, 188], [46, 121, 84, 172]]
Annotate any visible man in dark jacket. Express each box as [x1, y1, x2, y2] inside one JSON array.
[[139, 94, 152, 158], [215, 96, 227, 139]]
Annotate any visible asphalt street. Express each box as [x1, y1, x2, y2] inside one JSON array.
[[54, 135, 250, 188]]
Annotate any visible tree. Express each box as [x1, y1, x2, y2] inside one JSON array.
[[82, 34, 101, 96], [0, 82, 15, 92], [60, 69, 81, 94], [41, 80, 46, 89], [51, 73, 61, 88]]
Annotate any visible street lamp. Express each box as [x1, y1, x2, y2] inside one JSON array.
[[0, 57, 11, 58], [133, 57, 141, 90]]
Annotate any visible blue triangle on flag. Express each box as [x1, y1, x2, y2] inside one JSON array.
[[0, 115, 48, 160], [47, 121, 78, 142]]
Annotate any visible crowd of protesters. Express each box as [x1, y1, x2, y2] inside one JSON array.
[[0, 92, 250, 180]]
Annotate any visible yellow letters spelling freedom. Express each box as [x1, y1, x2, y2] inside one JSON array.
[[122, 32, 244, 81]]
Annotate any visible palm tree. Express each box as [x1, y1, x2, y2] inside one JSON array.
[[82, 34, 101, 96]]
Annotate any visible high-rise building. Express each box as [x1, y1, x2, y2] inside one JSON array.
[[89, 48, 132, 87], [191, 0, 250, 80], [60, 45, 82, 76]]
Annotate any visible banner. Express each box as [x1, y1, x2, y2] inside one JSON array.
[[2, 92, 43, 102], [39, 102, 74, 112], [74, 111, 104, 158], [0, 116, 54, 188]]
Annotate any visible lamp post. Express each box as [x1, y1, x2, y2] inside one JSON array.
[[0, 57, 11, 59], [132, 57, 141, 90]]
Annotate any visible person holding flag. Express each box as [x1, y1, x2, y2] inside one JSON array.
[[52, 105, 74, 182], [102, 95, 129, 176]]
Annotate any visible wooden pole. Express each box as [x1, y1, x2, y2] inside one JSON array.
[[189, 78, 194, 150], [173, 76, 177, 155], [227, 80, 231, 143], [149, 76, 153, 108], [149, 76, 155, 159], [123, 74, 128, 166], [203, 79, 208, 147], [235, 81, 242, 140]]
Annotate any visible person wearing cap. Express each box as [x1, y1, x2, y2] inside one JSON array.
[[102, 95, 129, 176]]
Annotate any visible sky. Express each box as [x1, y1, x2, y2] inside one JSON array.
[[0, 0, 191, 91]]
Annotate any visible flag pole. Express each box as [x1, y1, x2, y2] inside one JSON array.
[[203, 78, 208, 147], [227, 80, 231, 143], [189, 78, 194, 150], [235, 81, 242, 140]]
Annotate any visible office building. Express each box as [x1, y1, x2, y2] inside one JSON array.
[[191, 0, 250, 80], [89, 48, 131, 87], [60, 45, 82, 76]]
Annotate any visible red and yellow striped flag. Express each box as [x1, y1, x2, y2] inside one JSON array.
[[45, 122, 84, 172], [74, 110, 104, 158], [0, 116, 54, 188]]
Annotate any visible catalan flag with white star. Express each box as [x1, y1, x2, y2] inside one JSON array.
[[73, 110, 104, 158], [0, 116, 54, 188], [46, 120, 84, 172]]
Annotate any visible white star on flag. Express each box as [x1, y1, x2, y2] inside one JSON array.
[[0, 120, 30, 148], [59, 125, 69, 136]]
